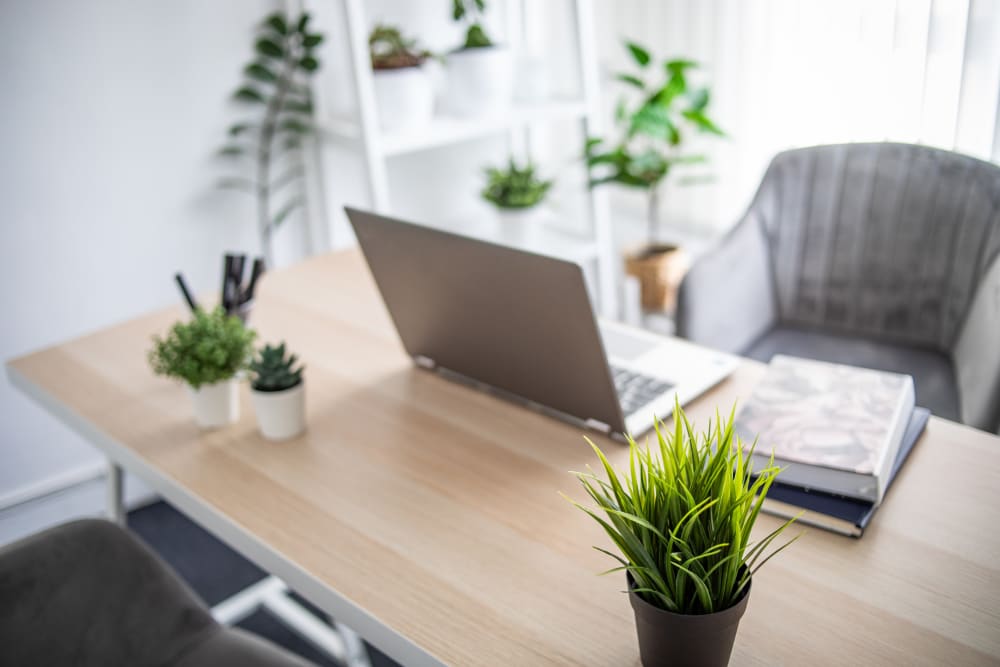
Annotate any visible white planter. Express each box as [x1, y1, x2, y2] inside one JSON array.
[[372, 66, 434, 131], [188, 379, 239, 429], [444, 46, 513, 116], [251, 383, 306, 441], [495, 206, 544, 245]]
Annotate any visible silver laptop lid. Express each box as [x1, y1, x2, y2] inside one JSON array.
[[345, 207, 626, 434]]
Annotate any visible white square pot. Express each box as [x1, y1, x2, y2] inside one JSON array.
[[444, 45, 513, 116], [373, 65, 435, 131], [187, 379, 240, 429], [251, 383, 306, 441]]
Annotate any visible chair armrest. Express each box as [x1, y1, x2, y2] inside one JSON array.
[[675, 214, 779, 353], [954, 255, 1000, 433]]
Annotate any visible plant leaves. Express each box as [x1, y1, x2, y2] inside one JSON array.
[[245, 62, 277, 83], [625, 41, 651, 67], [303, 33, 324, 48], [271, 197, 304, 228], [296, 14, 310, 33], [682, 109, 724, 135], [688, 87, 709, 111], [255, 37, 283, 59], [233, 86, 266, 104], [265, 13, 287, 35], [217, 144, 247, 157], [616, 74, 645, 90], [666, 58, 697, 74], [299, 55, 320, 72]]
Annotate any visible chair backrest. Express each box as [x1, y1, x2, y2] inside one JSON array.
[[748, 143, 1000, 351]]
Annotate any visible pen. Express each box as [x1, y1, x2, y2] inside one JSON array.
[[174, 273, 199, 313]]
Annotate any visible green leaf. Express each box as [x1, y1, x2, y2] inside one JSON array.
[[625, 41, 651, 67], [283, 99, 314, 115], [296, 14, 310, 33], [265, 13, 287, 35], [279, 117, 311, 134], [217, 177, 256, 192], [453, 0, 465, 21], [616, 74, 645, 90], [688, 87, 709, 111], [682, 109, 724, 135], [228, 123, 254, 137], [233, 86, 266, 104], [217, 144, 246, 157], [666, 58, 697, 74], [244, 62, 277, 83], [299, 55, 320, 72], [271, 197, 304, 228], [255, 37, 283, 59], [303, 33, 324, 48]]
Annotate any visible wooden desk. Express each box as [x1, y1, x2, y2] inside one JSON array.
[[8, 250, 1000, 666]]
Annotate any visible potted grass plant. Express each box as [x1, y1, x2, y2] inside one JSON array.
[[567, 401, 798, 667], [585, 41, 723, 313], [148, 308, 256, 428], [482, 157, 552, 242], [249, 342, 305, 441], [369, 24, 434, 131], [445, 0, 512, 115]]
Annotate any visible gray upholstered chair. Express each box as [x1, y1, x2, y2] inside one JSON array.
[[0, 518, 313, 666], [676, 142, 1000, 433]]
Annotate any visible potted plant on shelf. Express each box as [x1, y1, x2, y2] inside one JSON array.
[[369, 24, 434, 131], [249, 342, 306, 441], [481, 157, 552, 242], [566, 401, 798, 667], [584, 40, 723, 313], [148, 308, 256, 429], [445, 0, 512, 116], [217, 11, 324, 268]]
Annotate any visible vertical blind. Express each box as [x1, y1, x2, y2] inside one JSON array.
[[593, 0, 1000, 231]]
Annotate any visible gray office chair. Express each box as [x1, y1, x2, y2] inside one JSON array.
[[676, 142, 1000, 433], [0, 518, 313, 666]]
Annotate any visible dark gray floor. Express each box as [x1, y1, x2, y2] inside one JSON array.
[[128, 501, 399, 667]]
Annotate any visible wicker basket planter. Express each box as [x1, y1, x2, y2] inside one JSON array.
[[624, 243, 690, 312]]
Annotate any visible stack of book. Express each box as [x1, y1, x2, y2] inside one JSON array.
[[734, 355, 929, 537]]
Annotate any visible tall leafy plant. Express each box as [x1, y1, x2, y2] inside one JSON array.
[[585, 41, 723, 243], [218, 12, 324, 267], [452, 0, 492, 49], [566, 401, 798, 615]]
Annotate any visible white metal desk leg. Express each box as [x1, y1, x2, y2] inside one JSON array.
[[106, 461, 125, 525]]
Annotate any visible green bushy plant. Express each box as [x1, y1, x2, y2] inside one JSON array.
[[585, 40, 723, 243], [452, 0, 492, 49], [250, 342, 304, 392], [217, 11, 324, 267], [482, 158, 552, 210], [370, 24, 430, 70], [148, 308, 256, 389], [566, 400, 798, 615]]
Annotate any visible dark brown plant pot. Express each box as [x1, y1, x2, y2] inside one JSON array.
[[627, 573, 750, 667]]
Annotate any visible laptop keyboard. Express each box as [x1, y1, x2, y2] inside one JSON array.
[[610, 366, 675, 416]]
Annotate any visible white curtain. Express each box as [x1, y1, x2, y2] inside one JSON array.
[[594, 0, 1000, 233]]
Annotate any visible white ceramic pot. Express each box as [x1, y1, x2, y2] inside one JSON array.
[[188, 379, 239, 429], [445, 46, 513, 116], [251, 383, 306, 441], [372, 66, 434, 131], [495, 206, 544, 245]]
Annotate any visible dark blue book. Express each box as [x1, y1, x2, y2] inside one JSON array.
[[756, 407, 930, 537]]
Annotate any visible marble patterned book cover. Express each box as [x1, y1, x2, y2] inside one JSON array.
[[735, 355, 910, 474]]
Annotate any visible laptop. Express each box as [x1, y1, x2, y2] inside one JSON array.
[[345, 207, 738, 440]]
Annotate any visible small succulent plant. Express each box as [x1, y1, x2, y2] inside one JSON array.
[[250, 342, 304, 392], [482, 158, 552, 210]]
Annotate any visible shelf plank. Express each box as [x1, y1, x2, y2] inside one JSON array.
[[321, 100, 587, 156]]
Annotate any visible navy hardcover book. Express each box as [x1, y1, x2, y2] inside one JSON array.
[[757, 407, 931, 537]]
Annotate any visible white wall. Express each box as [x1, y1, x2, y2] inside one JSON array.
[[0, 1, 317, 506]]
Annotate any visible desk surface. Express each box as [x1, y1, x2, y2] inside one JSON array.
[[8, 250, 1000, 666]]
